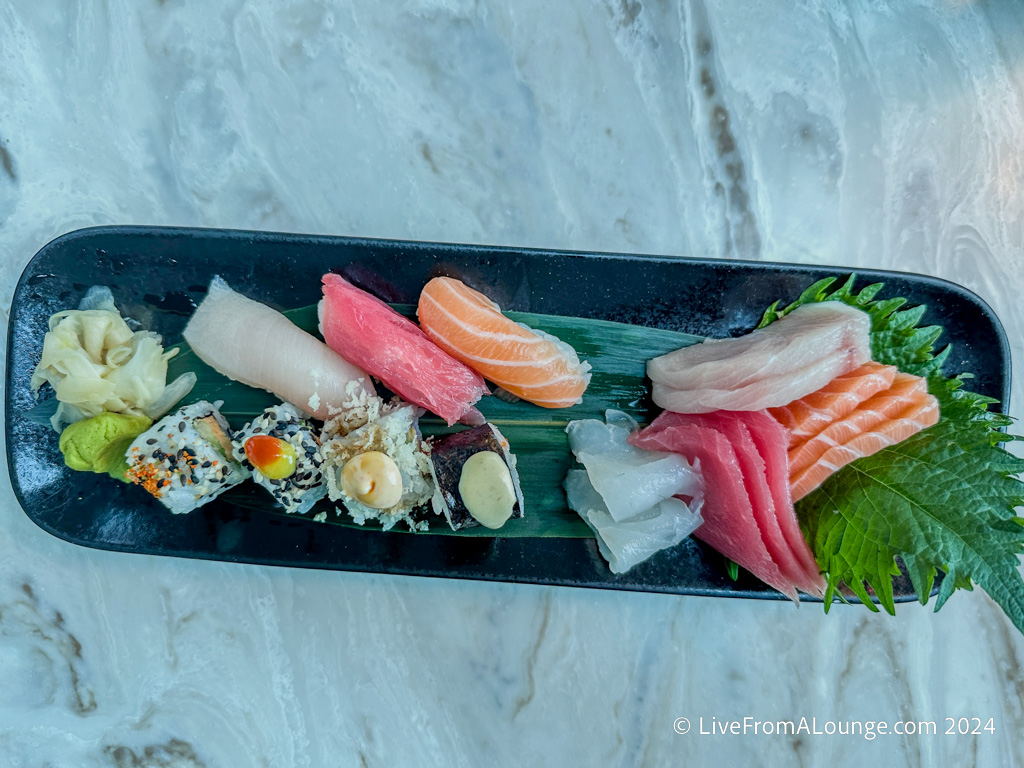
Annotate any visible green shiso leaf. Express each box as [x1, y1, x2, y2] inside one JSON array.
[[763, 276, 1024, 633], [166, 304, 702, 538]]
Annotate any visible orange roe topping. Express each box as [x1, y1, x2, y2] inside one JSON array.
[[126, 463, 164, 497]]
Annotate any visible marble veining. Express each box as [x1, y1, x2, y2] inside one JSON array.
[[2, 1, 1024, 765]]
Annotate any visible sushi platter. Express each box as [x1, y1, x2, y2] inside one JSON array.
[[5, 226, 1013, 603]]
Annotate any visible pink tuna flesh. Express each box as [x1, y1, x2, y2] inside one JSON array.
[[319, 273, 488, 426], [708, 411, 825, 596], [629, 411, 799, 601]]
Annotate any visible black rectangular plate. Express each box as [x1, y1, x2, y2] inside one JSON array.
[[6, 226, 1012, 601]]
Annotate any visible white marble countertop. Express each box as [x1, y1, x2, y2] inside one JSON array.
[[2, 1, 1023, 765]]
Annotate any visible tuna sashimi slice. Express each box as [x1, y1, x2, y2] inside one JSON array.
[[701, 412, 817, 596], [629, 412, 799, 601], [768, 362, 897, 446], [791, 392, 940, 500], [183, 276, 374, 420], [788, 373, 928, 475], [648, 302, 871, 414], [739, 411, 826, 596], [319, 274, 489, 426]]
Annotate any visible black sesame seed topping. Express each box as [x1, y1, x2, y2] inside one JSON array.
[[146, 438, 157, 445], [202, 461, 212, 468], [178, 421, 186, 432]]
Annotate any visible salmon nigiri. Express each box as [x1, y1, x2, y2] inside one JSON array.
[[417, 277, 591, 408]]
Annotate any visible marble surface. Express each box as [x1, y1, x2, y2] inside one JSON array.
[[2, 1, 1024, 765]]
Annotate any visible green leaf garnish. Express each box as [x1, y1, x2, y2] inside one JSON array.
[[763, 276, 1024, 632]]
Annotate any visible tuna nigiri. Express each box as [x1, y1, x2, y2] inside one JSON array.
[[417, 277, 591, 408], [319, 273, 488, 426], [648, 302, 871, 414], [183, 277, 373, 420]]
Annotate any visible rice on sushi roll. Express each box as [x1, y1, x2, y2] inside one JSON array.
[[232, 403, 327, 515], [427, 423, 524, 531], [125, 400, 249, 514], [321, 402, 436, 531]]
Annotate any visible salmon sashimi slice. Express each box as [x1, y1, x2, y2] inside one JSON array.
[[768, 362, 897, 446], [791, 392, 940, 500], [648, 302, 871, 413], [704, 412, 824, 597], [787, 373, 928, 476], [417, 277, 591, 409], [736, 410, 826, 596], [319, 274, 489, 426], [629, 411, 800, 601]]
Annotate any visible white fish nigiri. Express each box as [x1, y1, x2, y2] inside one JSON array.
[[183, 277, 374, 420], [648, 302, 871, 414], [564, 410, 704, 573]]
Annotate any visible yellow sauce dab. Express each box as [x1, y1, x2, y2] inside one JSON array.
[[458, 451, 516, 529]]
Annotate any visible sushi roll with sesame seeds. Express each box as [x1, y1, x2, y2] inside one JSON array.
[[231, 403, 327, 515], [125, 400, 249, 514]]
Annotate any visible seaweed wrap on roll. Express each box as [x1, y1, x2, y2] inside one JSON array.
[[428, 423, 524, 530], [125, 400, 249, 513], [232, 403, 327, 515]]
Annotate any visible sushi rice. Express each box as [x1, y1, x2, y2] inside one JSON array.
[[321, 398, 436, 531], [125, 400, 249, 514], [232, 403, 327, 515]]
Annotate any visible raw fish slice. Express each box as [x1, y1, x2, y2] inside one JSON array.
[[319, 274, 488, 426], [792, 393, 940, 500], [566, 410, 702, 522], [629, 413, 799, 601], [768, 362, 897, 445], [565, 470, 703, 575], [417, 277, 591, 408], [738, 410, 826, 596], [183, 277, 373, 420], [700, 412, 814, 596], [648, 302, 870, 414], [788, 373, 928, 475]]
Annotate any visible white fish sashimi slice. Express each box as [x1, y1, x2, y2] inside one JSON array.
[[648, 302, 870, 391], [649, 303, 871, 414], [183, 276, 374, 420], [566, 470, 704, 574], [566, 411, 702, 521], [651, 347, 864, 413]]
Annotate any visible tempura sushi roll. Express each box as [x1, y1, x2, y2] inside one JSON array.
[[231, 403, 326, 515], [125, 400, 249, 513], [321, 403, 436, 531], [428, 423, 524, 530]]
